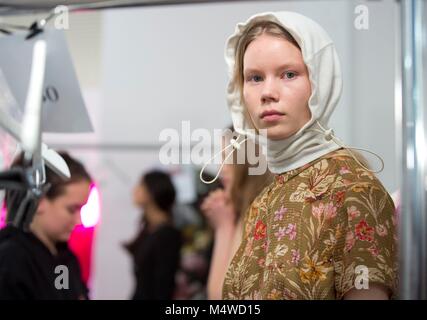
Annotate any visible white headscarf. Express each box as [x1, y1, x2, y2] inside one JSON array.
[[200, 11, 382, 184], [225, 11, 343, 174]]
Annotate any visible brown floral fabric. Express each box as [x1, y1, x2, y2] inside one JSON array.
[[223, 149, 397, 300]]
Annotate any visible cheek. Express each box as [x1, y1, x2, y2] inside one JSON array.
[[134, 186, 148, 204], [299, 76, 312, 100], [301, 80, 312, 105], [299, 81, 312, 120], [40, 206, 69, 233], [285, 80, 311, 114], [54, 205, 74, 226], [141, 188, 149, 201], [133, 187, 141, 202], [243, 87, 259, 118]]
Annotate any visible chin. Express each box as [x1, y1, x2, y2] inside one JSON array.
[[59, 233, 72, 243], [265, 127, 294, 141]]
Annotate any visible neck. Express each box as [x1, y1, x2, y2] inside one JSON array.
[[144, 205, 170, 229], [29, 222, 58, 256], [257, 121, 341, 174]]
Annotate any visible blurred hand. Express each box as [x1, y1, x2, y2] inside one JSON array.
[[201, 189, 235, 230]]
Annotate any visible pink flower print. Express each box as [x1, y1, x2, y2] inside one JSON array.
[[324, 202, 337, 220], [283, 288, 298, 300], [274, 206, 288, 221], [312, 202, 337, 220], [345, 231, 355, 252], [276, 175, 285, 185], [347, 206, 361, 221], [368, 245, 379, 257], [376, 224, 388, 237], [261, 239, 270, 253], [291, 249, 300, 265], [245, 237, 254, 256], [333, 191, 345, 207], [275, 227, 287, 241], [285, 223, 297, 240], [312, 203, 325, 220], [340, 166, 351, 175]]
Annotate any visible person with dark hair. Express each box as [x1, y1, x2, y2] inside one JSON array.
[[0, 151, 92, 300], [124, 170, 182, 300]]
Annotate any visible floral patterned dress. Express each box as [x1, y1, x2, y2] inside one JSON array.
[[222, 149, 397, 300]]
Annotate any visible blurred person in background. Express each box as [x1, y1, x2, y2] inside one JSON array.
[[124, 170, 182, 300], [0, 151, 91, 300]]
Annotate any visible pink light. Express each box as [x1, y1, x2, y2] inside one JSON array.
[[80, 184, 101, 228], [0, 204, 6, 229]]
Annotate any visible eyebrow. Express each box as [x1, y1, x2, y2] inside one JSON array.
[[243, 63, 303, 75]]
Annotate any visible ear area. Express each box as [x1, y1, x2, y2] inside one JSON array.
[[36, 198, 50, 215]]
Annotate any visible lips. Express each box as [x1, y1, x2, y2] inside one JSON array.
[[260, 109, 285, 119]]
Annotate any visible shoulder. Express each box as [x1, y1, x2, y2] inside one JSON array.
[[283, 149, 395, 221], [327, 151, 394, 207], [321, 151, 395, 218], [57, 243, 80, 266], [322, 149, 382, 183], [0, 227, 30, 267], [0, 230, 33, 290], [304, 149, 393, 199], [0, 240, 28, 266], [154, 224, 182, 242]]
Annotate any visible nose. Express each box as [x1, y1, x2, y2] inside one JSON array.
[[261, 77, 280, 105]]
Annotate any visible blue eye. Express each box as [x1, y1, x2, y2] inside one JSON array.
[[283, 72, 296, 79], [247, 75, 263, 82]]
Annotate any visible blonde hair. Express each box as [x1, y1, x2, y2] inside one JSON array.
[[222, 127, 273, 220], [229, 139, 273, 220]]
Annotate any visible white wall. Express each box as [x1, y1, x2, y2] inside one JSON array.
[[95, 1, 358, 299], [349, 0, 398, 192], [2, 0, 398, 299]]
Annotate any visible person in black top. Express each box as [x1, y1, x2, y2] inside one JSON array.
[[124, 170, 182, 300], [0, 151, 91, 300]]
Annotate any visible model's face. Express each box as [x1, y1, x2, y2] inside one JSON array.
[[36, 180, 91, 243], [243, 33, 312, 140]]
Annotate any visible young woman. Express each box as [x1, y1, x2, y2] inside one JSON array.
[[219, 11, 397, 300], [0, 152, 91, 300], [124, 170, 182, 300]]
